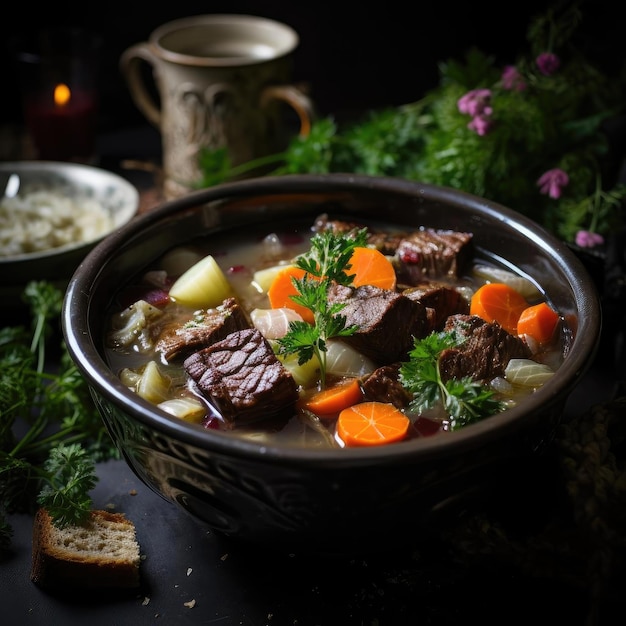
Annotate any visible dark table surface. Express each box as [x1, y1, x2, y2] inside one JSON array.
[[4, 357, 623, 626], [3, 125, 626, 626]]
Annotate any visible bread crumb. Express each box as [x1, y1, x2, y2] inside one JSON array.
[[130, 489, 138, 496], [184, 599, 196, 608], [142, 597, 150, 606]]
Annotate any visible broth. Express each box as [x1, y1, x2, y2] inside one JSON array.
[[104, 215, 565, 449]]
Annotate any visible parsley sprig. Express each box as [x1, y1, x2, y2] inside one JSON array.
[[399, 331, 504, 430], [36, 445, 98, 527], [1, 281, 119, 554], [276, 228, 369, 387]]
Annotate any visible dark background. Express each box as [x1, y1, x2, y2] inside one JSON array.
[[1, 0, 623, 137]]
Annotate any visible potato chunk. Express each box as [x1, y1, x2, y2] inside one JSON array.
[[168, 254, 234, 309]]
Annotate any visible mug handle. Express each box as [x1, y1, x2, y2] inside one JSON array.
[[119, 43, 161, 128], [260, 85, 315, 137]]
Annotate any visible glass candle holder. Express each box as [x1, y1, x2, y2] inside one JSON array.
[[11, 27, 101, 163]]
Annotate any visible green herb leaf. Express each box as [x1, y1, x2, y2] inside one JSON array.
[[36, 444, 97, 527], [399, 331, 504, 430], [296, 228, 368, 283], [196, 2, 626, 244], [275, 229, 368, 386], [0, 281, 119, 553]]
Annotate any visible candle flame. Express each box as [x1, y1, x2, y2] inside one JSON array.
[[54, 83, 71, 107]]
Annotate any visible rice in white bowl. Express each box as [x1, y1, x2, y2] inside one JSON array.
[[0, 189, 115, 257]]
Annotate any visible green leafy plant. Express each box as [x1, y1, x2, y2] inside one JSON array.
[[398, 331, 505, 430], [196, 0, 626, 247], [36, 444, 98, 527], [0, 281, 119, 553], [275, 229, 368, 386]]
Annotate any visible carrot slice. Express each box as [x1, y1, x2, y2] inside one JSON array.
[[336, 402, 410, 447], [470, 282, 528, 335], [517, 301, 560, 344], [302, 378, 363, 417], [349, 247, 396, 290], [267, 266, 315, 324], [267, 248, 395, 324]]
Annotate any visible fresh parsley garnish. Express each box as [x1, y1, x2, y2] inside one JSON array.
[[195, 3, 626, 244], [398, 331, 505, 430], [276, 228, 368, 386], [36, 444, 98, 527], [1, 281, 119, 553]]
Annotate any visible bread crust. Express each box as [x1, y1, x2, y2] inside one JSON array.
[[31, 508, 141, 590]]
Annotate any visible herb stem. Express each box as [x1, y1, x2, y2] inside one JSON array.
[[10, 411, 48, 455], [21, 430, 89, 458], [224, 151, 287, 179]]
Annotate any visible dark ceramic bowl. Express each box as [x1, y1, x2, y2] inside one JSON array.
[[62, 174, 601, 551]]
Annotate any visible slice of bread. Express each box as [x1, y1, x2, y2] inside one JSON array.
[[30, 508, 141, 590]]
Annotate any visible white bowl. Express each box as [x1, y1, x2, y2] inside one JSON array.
[[0, 161, 139, 319]]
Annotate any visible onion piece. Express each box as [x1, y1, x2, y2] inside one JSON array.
[[504, 358, 554, 387], [108, 299, 163, 350], [325, 340, 377, 378], [158, 397, 206, 423], [136, 361, 171, 404], [251, 307, 303, 339], [490, 376, 514, 394], [473, 264, 542, 300]]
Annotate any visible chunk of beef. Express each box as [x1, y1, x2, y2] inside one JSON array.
[[443, 313, 487, 337], [183, 328, 298, 424], [403, 282, 469, 332], [155, 297, 250, 361], [362, 363, 412, 409], [312, 213, 403, 255], [365, 231, 407, 256], [314, 215, 474, 272], [313, 214, 363, 236], [327, 284, 430, 364], [396, 230, 473, 283], [439, 314, 531, 382]]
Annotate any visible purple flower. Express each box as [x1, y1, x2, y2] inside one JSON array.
[[537, 168, 569, 199], [501, 65, 527, 91], [457, 89, 493, 117], [536, 52, 560, 76], [458, 89, 494, 135], [467, 114, 493, 136], [575, 230, 605, 248]]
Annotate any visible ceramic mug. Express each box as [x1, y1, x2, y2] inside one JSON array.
[[120, 14, 314, 198]]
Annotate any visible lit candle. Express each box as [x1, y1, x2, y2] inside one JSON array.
[[25, 82, 97, 162]]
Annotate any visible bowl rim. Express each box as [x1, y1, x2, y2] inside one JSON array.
[[0, 160, 139, 263], [62, 173, 602, 465]]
